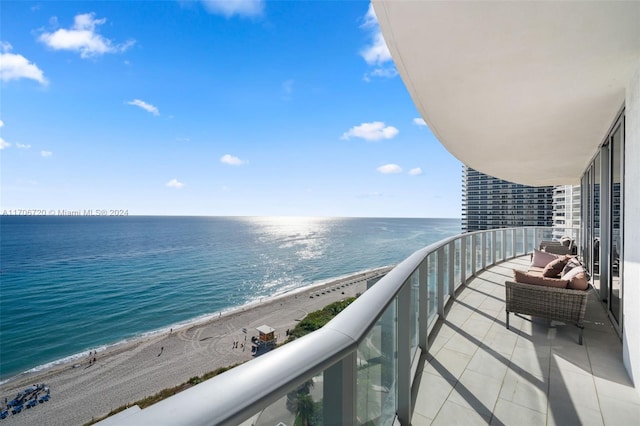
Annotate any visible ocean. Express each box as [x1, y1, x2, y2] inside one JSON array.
[[0, 216, 460, 382]]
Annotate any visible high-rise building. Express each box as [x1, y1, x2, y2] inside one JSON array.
[[462, 166, 553, 232], [552, 185, 581, 240]]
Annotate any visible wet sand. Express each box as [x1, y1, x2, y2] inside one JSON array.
[[0, 267, 390, 426]]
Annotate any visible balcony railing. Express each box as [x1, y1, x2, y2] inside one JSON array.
[[116, 226, 580, 426]]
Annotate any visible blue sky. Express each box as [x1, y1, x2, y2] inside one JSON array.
[[1, 1, 462, 218]]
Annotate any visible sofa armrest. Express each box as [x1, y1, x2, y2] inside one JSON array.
[[505, 281, 589, 326]]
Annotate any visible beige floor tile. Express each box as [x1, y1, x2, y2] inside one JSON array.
[[491, 398, 547, 426], [432, 400, 489, 426], [448, 369, 502, 418], [424, 347, 472, 381]]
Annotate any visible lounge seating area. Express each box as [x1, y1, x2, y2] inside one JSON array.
[[506, 249, 590, 344], [538, 237, 577, 255], [413, 256, 640, 425]]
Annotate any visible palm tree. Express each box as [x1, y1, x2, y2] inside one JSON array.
[[295, 393, 316, 426], [285, 380, 314, 413]]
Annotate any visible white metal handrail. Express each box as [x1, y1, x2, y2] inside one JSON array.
[[115, 226, 575, 426]]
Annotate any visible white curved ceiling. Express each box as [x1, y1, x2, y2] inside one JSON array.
[[373, 1, 640, 186]]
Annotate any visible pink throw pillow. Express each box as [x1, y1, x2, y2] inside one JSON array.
[[561, 266, 590, 290], [531, 249, 562, 268], [542, 256, 570, 277]]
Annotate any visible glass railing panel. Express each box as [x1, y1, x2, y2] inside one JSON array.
[[505, 229, 513, 258], [454, 239, 462, 289], [526, 228, 535, 253], [475, 234, 483, 273], [515, 229, 525, 255], [253, 371, 324, 426], [427, 253, 438, 324], [357, 298, 397, 425], [486, 231, 494, 265], [495, 230, 502, 261]]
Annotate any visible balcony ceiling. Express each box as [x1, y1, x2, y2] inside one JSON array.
[[373, 1, 640, 186]]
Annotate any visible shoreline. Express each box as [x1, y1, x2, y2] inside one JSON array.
[[0, 265, 391, 386], [0, 266, 391, 426]]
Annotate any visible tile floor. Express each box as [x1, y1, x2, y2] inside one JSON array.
[[412, 256, 640, 425]]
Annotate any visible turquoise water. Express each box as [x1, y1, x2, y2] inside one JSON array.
[[0, 216, 460, 381]]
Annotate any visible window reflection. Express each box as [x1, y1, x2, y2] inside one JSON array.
[[610, 125, 622, 323]]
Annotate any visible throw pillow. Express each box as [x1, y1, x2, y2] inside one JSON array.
[[542, 256, 570, 277], [531, 249, 562, 268], [561, 266, 590, 290], [561, 256, 581, 276], [513, 269, 569, 288]]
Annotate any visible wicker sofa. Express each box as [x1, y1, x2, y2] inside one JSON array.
[[505, 250, 590, 345]]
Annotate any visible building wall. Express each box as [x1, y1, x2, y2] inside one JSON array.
[[623, 63, 640, 391], [552, 185, 581, 240], [462, 167, 553, 232]]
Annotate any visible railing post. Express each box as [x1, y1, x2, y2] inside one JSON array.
[[323, 352, 356, 425], [471, 233, 477, 276], [419, 259, 428, 351], [481, 231, 487, 270], [460, 236, 467, 285], [512, 228, 517, 258], [491, 231, 497, 266], [524, 228, 529, 254], [501, 229, 507, 262], [437, 247, 445, 317], [397, 282, 411, 425], [448, 242, 455, 296]]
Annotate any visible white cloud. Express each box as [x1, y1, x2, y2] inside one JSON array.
[[409, 167, 423, 176], [201, 0, 264, 18], [220, 154, 246, 166], [341, 121, 398, 141], [16, 143, 31, 149], [0, 120, 8, 149], [282, 79, 294, 99], [377, 164, 402, 174], [39, 13, 135, 58], [40, 150, 53, 157], [127, 99, 159, 115], [363, 67, 398, 82], [0, 42, 48, 85], [413, 118, 427, 127], [166, 178, 185, 189], [361, 31, 392, 66], [359, 4, 396, 81]]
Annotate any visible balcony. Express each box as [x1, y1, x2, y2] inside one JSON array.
[[413, 256, 639, 425], [114, 228, 640, 425]]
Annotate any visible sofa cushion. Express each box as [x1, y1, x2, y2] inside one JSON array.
[[561, 257, 581, 276], [514, 269, 569, 288], [542, 256, 570, 277], [528, 266, 545, 276], [531, 249, 562, 268], [561, 266, 590, 290]]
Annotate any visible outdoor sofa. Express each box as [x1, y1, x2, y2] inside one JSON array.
[[505, 249, 590, 344]]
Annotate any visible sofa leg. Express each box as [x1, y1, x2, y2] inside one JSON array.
[[578, 326, 584, 345], [506, 311, 510, 329]]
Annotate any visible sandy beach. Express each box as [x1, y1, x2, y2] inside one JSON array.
[[0, 267, 391, 426]]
